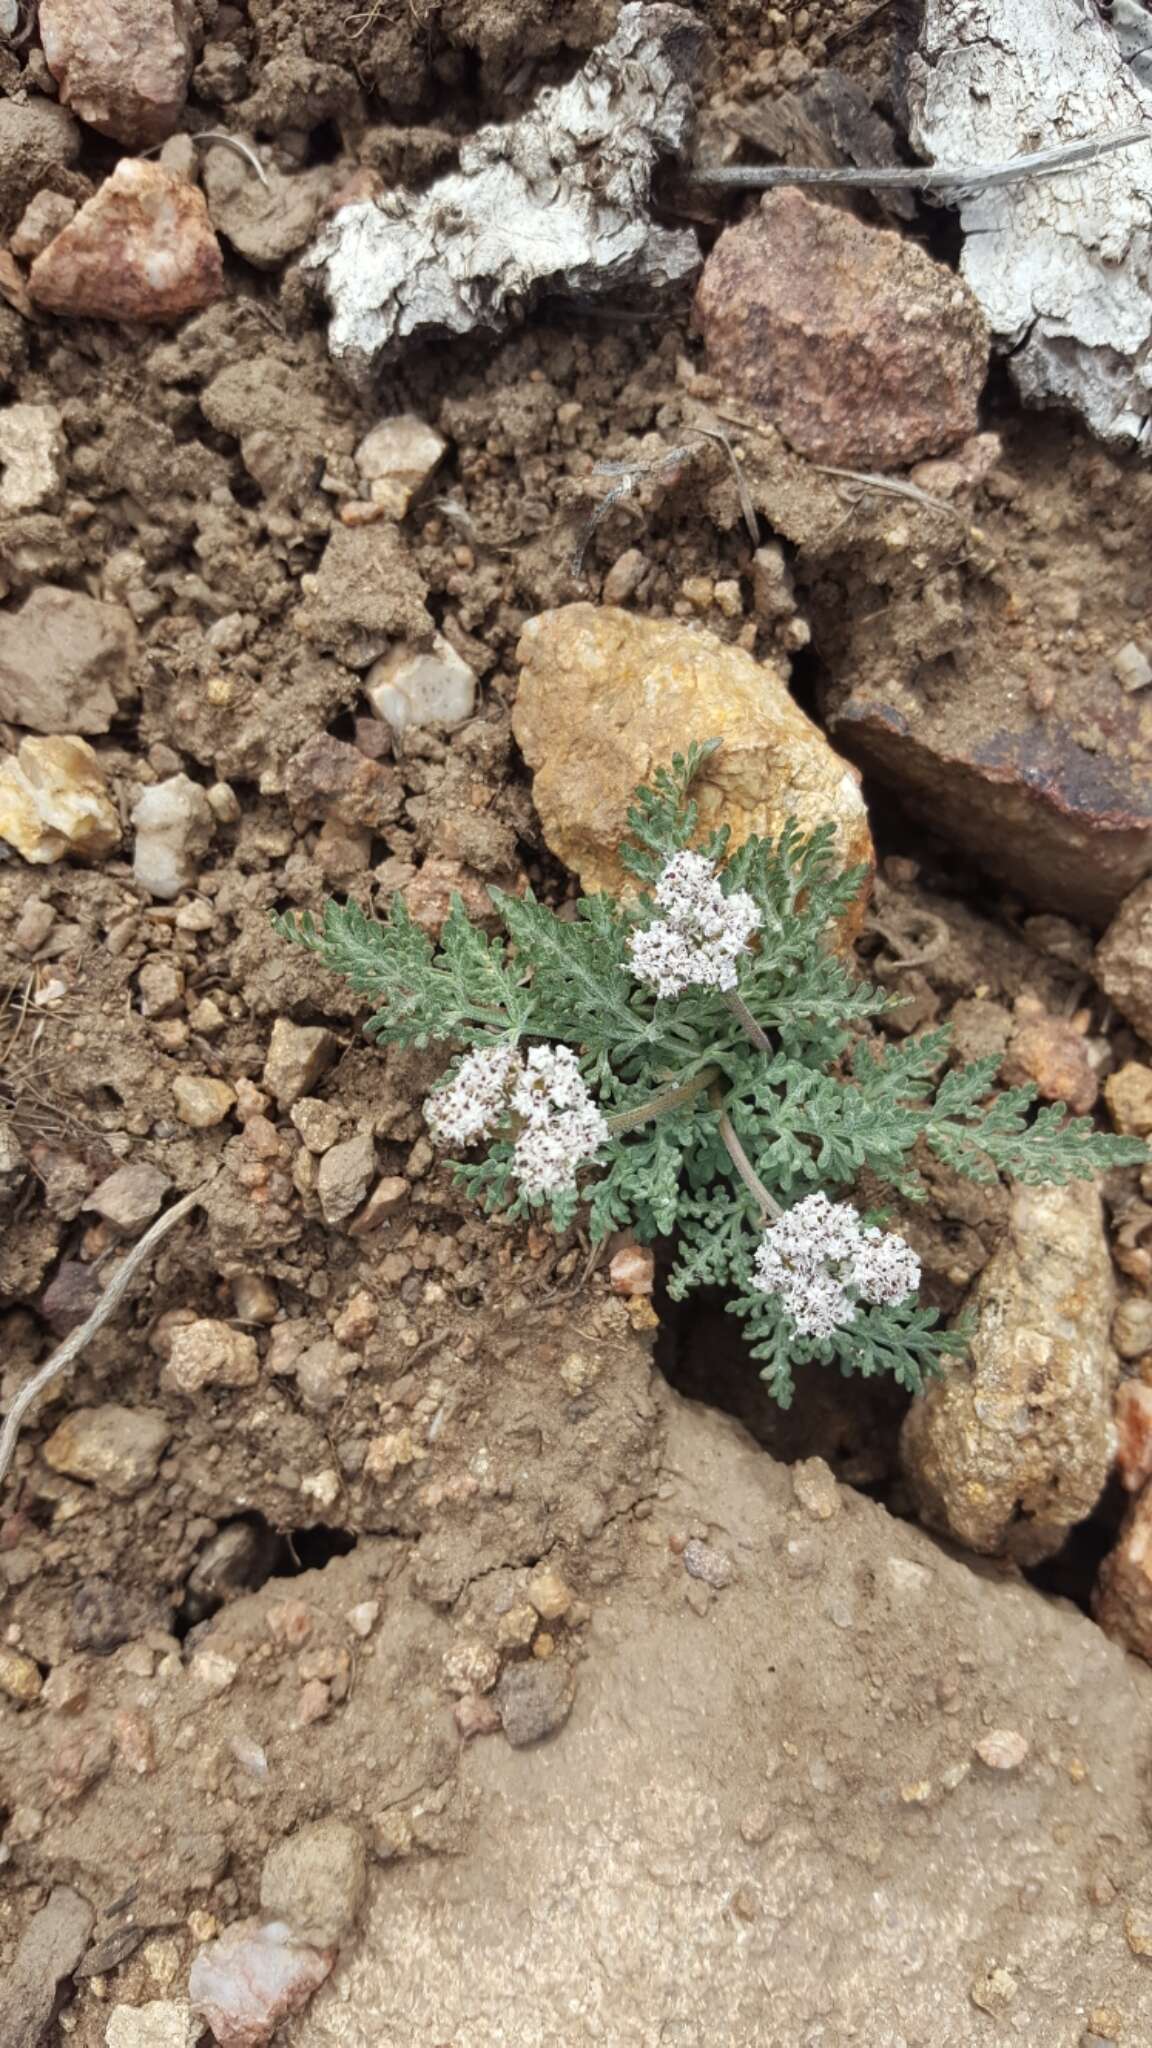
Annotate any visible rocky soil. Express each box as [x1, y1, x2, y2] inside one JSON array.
[[3, 0, 1152, 2043]]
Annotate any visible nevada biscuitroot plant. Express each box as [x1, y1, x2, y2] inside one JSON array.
[[277, 742, 1143, 1404]]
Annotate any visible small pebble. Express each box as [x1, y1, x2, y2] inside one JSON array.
[[0, 1645, 43, 1704], [975, 1729, 1029, 1772], [682, 1537, 734, 1589]]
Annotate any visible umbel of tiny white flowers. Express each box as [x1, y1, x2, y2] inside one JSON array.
[[510, 1045, 609, 1197], [423, 1044, 521, 1149], [751, 1191, 921, 1339], [424, 1043, 607, 1199], [628, 849, 761, 999]]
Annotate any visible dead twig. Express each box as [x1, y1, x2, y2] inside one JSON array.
[[691, 124, 1152, 196], [811, 462, 969, 523], [194, 133, 271, 191], [0, 1182, 212, 1494], [571, 424, 759, 576]]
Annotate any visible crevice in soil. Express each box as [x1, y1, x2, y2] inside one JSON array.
[[174, 1512, 359, 1634]]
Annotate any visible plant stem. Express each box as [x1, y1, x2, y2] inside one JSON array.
[[605, 1065, 720, 1135], [724, 989, 773, 1052], [708, 1083, 781, 1221]]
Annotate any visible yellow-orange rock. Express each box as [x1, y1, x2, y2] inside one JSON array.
[[0, 735, 121, 864], [512, 606, 872, 923], [29, 160, 224, 323]]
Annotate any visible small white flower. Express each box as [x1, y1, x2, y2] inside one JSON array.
[[751, 1191, 920, 1338], [511, 1043, 590, 1122], [513, 1099, 609, 1198], [424, 1044, 519, 1147], [426, 1040, 607, 1200], [509, 1045, 607, 1197], [849, 1229, 922, 1306], [628, 850, 761, 998]]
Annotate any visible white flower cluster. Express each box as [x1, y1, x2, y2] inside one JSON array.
[[628, 850, 761, 999], [424, 1043, 607, 1200], [424, 1044, 520, 1148], [510, 1045, 608, 1199], [751, 1191, 920, 1339]]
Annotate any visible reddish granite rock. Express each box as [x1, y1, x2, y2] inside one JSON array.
[[283, 734, 403, 831], [1001, 1004, 1098, 1114], [694, 189, 988, 468], [29, 161, 224, 323], [1097, 883, 1152, 1039], [1095, 1479, 1152, 1662], [1116, 1381, 1152, 1494], [39, 0, 195, 148]]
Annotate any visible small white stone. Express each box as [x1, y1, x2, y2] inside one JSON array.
[[131, 774, 215, 900], [299, 1468, 340, 1509], [190, 1650, 239, 1694], [0, 402, 65, 513], [105, 2000, 204, 2048], [366, 634, 476, 733], [346, 1600, 380, 1639], [974, 1728, 1029, 1771], [1112, 641, 1152, 693], [354, 412, 446, 516]]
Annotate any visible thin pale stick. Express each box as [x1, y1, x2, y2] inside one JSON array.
[[690, 126, 1152, 195], [0, 1183, 211, 1493]]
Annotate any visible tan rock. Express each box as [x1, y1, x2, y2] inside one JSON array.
[[901, 1181, 1118, 1562], [317, 1133, 377, 1227], [0, 1646, 43, 1704], [10, 190, 78, 262], [29, 160, 224, 323], [85, 1161, 170, 1233], [694, 189, 987, 469], [0, 736, 121, 864], [202, 143, 330, 270], [40, 0, 195, 148], [42, 1403, 171, 1496], [1001, 1009, 1097, 1114], [1095, 884, 1152, 1037], [173, 1076, 236, 1129], [1105, 1060, 1152, 1138], [1113, 1298, 1152, 1363], [0, 586, 136, 735], [354, 413, 446, 517], [163, 1318, 259, 1394], [348, 1174, 409, 1234], [263, 1020, 339, 1110], [513, 606, 872, 918]]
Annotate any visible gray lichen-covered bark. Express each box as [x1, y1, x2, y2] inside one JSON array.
[[304, 3, 705, 387], [909, 0, 1152, 448]]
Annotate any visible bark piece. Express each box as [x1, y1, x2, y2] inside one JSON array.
[[908, 0, 1152, 448], [303, 3, 705, 385]]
